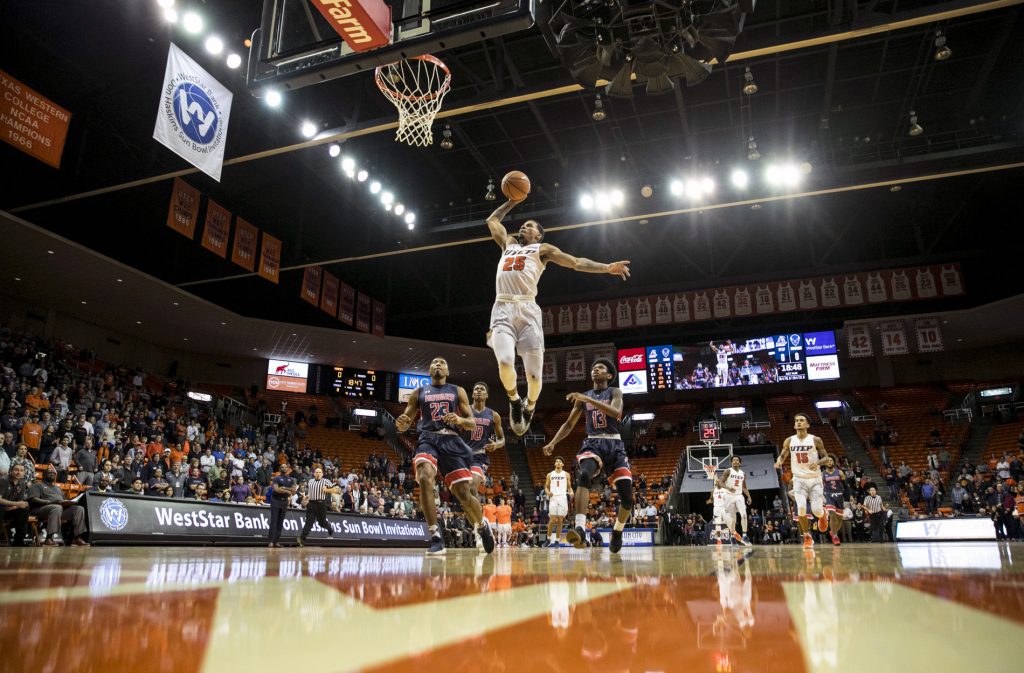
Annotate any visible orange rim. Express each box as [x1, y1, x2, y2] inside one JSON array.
[[375, 54, 452, 102]]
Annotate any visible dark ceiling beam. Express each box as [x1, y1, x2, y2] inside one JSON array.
[[672, 86, 695, 156], [499, 38, 568, 170], [925, 175, 986, 254], [962, 8, 1020, 115]]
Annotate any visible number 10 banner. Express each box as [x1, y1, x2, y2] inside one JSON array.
[[915, 318, 944, 353], [879, 320, 909, 356]]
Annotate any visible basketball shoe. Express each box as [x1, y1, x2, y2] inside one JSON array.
[[566, 526, 587, 549], [478, 523, 496, 554], [509, 398, 527, 436], [802, 532, 814, 548], [426, 533, 446, 556], [817, 513, 829, 533], [610, 529, 623, 553], [831, 532, 841, 546]]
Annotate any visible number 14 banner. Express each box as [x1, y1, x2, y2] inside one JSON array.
[[879, 321, 909, 356]]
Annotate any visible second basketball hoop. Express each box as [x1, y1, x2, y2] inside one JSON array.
[[375, 54, 451, 147]]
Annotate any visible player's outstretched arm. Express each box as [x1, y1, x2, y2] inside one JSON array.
[[486, 199, 519, 249], [542, 401, 584, 455], [540, 244, 630, 280], [774, 438, 790, 470], [567, 387, 624, 420], [394, 389, 421, 433]]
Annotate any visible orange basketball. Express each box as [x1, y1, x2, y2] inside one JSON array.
[[501, 170, 531, 201]]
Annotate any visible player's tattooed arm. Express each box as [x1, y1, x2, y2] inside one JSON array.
[[486, 200, 518, 248], [394, 388, 420, 432], [540, 244, 631, 280]]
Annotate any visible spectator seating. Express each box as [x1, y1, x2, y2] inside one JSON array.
[[765, 394, 845, 458]]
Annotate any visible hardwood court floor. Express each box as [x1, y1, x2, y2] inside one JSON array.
[[1, 542, 1022, 673]]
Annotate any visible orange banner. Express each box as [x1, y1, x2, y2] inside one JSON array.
[[301, 266, 322, 306], [166, 178, 200, 239], [201, 199, 231, 257], [0, 69, 72, 169], [321, 272, 339, 316], [338, 282, 355, 325], [372, 299, 385, 337], [259, 234, 282, 284], [231, 218, 258, 271]]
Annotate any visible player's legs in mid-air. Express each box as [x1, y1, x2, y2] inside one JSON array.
[[487, 303, 544, 435]]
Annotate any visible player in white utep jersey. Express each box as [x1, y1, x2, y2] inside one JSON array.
[[485, 198, 631, 435], [709, 340, 733, 387], [774, 412, 830, 548], [544, 456, 573, 547], [706, 476, 732, 546], [724, 456, 753, 546]]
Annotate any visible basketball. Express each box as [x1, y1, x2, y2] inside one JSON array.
[[501, 170, 531, 201]]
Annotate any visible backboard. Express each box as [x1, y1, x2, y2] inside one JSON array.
[[247, 0, 536, 93]]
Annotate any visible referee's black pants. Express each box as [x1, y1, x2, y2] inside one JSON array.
[[300, 500, 333, 539], [268, 499, 289, 544], [869, 511, 885, 542]]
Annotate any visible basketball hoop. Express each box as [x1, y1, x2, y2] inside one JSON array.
[[703, 463, 718, 482], [375, 54, 452, 147]]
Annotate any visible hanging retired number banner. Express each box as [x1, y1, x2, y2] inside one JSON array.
[[564, 350, 586, 382], [372, 300, 386, 337], [300, 266, 322, 306], [258, 234, 281, 284], [846, 324, 874, 358], [320, 272, 339, 316], [201, 199, 231, 257], [355, 293, 372, 332], [543, 354, 557, 383], [231, 218, 258, 271], [338, 281, 355, 325], [879, 320, 909, 356], [166, 178, 200, 239], [915, 318, 944, 353]]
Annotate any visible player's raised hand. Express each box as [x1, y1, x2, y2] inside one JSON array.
[[395, 414, 412, 432], [542, 443, 555, 456], [565, 392, 587, 404], [483, 441, 499, 453], [607, 261, 631, 280]]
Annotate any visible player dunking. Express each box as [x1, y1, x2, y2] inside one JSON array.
[[774, 413, 830, 548], [485, 198, 630, 435], [724, 456, 753, 546], [465, 382, 504, 551], [821, 456, 849, 546], [395, 357, 495, 556], [709, 340, 733, 387], [542, 359, 634, 553], [544, 456, 573, 547]]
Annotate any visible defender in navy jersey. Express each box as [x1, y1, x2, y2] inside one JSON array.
[[542, 358, 634, 553], [395, 357, 494, 556], [821, 457, 849, 546], [485, 196, 631, 437], [464, 382, 505, 488]]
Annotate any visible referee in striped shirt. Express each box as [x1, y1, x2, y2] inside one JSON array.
[[298, 467, 342, 546]]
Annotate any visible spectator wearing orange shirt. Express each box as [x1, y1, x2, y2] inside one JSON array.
[[496, 498, 513, 547], [20, 415, 43, 451], [146, 436, 164, 459], [511, 518, 527, 546], [169, 443, 185, 467], [24, 388, 45, 413], [482, 498, 498, 538]]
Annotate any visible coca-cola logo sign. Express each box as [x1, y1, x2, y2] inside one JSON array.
[[617, 347, 646, 371]]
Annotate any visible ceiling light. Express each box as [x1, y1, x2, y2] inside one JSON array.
[[640, 184, 653, 198], [485, 178, 497, 201], [684, 179, 703, 199], [300, 121, 317, 138], [407, 222, 415, 230], [182, 11, 202, 34], [579, 193, 594, 209], [669, 180, 683, 196], [369, 181, 381, 194], [439, 124, 453, 150], [173, 302, 179, 306], [747, 137, 760, 161], [205, 36, 224, 55], [700, 177, 715, 194], [226, 53, 242, 69], [730, 169, 749, 189], [890, 185, 902, 192], [404, 212, 416, 224], [384, 203, 392, 212], [610, 189, 624, 206], [81, 301, 87, 305], [137, 321, 142, 325], [594, 193, 610, 211], [265, 90, 282, 107], [221, 322, 227, 326], [116, 278, 123, 283], [341, 157, 355, 172], [47, 250, 54, 254], [163, 8, 178, 23], [742, 66, 758, 95], [356, 169, 368, 182], [591, 94, 606, 121], [14, 277, 21, 281], [934, 30, 952, 61], [765, 163, 800, 187], [157, 0, 175, 7], [908, 110, 923, 137], [800, 161, 813, 174], [381, 191, 394, 206], [328, 143, 341, 158], [394, 204, 405, 215]]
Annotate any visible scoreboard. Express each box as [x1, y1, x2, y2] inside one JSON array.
[[646, 345, 674, 391], [330, 367, 382, 399]]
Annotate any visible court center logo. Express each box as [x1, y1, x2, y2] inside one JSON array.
[[98, 498, 129, 531]]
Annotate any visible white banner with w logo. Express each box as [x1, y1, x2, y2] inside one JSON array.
[[153, 43, 233, 181]]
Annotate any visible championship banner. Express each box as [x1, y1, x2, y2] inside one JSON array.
[[542, 354, 558, 383], [338, 281, 356, 325], [355, 293, 372, 332], [231, 217, 258, 271], [372, 300, 386, 337], [0, 69, 72, 168], [166, 177, 200, 239], [880, 320, 909, 356], [321, 272, 340, 316], [564, 350, 586, 382], [201, 198, 231, 257], [153, 43, 233, 182], [300, 266, 322, 306], [846, 324, 874, 358], [259, 233, 282, 284], [540, 263, 965, 335], [915, 318, 944, 353], [86, 492, 428, 546]]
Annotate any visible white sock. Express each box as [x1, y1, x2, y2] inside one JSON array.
[[575, 514, 586, 529], [429, 524, 438, 535], [613, 520, 625, 532]]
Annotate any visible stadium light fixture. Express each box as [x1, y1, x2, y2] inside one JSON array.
[[356, 169, 368, 182], [579, 193, 594, 209], [369, 181, 382, 194], [157, 0, 175, 7], [182, 11, 203, 34], [300, 121, 316, 138], [226, 53, 242, 69], [730, 169, 749, 189], [163, 8, 178, 22], [670, 179, 684, 196], [328, 143, 341, 158], [610, 189, 624, 206], [205, 36, 224, 55], [265, 90, 282, 107], [405, 212, 416, 224], [394, 204, 405, 216], [341, 156, 356, 172]]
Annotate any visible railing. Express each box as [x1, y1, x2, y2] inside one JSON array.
[[262, 413, 281, 426], [741, 421, 771, 429], [851, 414, 877, 423], [943, 408, 972, 424], [220, 395, 256, 427]]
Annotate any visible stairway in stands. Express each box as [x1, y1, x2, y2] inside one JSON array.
[[835, 423, 885, 488], [506, 443, 536, 507]]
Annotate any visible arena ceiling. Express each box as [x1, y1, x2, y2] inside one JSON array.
[[2, 0, 1023, 351]]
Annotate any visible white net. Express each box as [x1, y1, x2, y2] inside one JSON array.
[[375, 54, 452, 147]]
